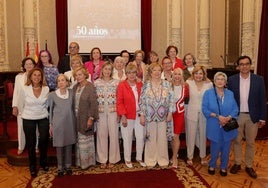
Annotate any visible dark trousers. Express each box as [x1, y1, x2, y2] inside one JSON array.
[[23, 118, 49, 170]]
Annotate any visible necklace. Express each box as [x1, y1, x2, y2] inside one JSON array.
[[150, 81, 163, 103]]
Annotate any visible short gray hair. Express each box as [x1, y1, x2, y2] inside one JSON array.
[[214, 71, 227, 82]]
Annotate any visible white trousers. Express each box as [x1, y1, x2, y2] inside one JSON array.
[[121, 115, 145, 162], [186, 112, 207, 159], [144, 121, 169, 167], [96, 112, 120, 164]]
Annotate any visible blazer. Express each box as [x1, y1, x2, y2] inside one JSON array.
[[202, 88, 239, 143], [59, 55, 88, 73], [228, 73, 266, 123], [116, 80, 143, 119], [73, 82, 99, 136]]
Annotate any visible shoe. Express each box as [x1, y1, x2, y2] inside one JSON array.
[[125, 161, 133, 168], [220, 169, 227, 177], [245, 167, 257, 179], [58, 170, 64, 177], [65, 168, 72, 175], [17, 149, 23, 155], [230, 164, 241, 174], [137, 160, 146, 167], [35, 149, 39, 154], [100, 163, 107, 169], [201, 158, 208, 166], [30, 169, 37, 178], [208, 167, 215, 175], [108, 163, 115, 168], [187, 159, 193, 166], [160, 165, 168, 169], [41, 165, 49, 172]]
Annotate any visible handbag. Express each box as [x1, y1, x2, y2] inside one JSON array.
[[214, 88, 239, 132]]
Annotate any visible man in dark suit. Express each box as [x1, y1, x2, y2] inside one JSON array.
[[58, 42, 88, 73], [228, 55, 266, 179]]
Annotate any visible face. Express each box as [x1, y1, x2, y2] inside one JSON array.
[[150, 54, 158, 63], [114, 59, 124, 70], [172, 69, 183, 83], [135, 52, 143, 63], [168, 47, 177, 58], [92, 49, 101, 60], [57, 75, 68, 89], [193, 69, 204, 82], [121, 52, 130, 64], [24, 59, 35, 72], [185, 55, 194, 67], [238, 58, 251, 74], [151, 66, 162, 79], [102, 65, 113, 78], [126, 71, 137, 82], [69, 43, 79, 55], [71, 60, 82, 70], [214, 75, 226, 88], [75, 70, 86, 83], [40, 51, 49, 63], [162, 58, 173, 71], [31, 70, 42, 85]]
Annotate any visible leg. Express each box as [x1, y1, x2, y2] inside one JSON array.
[[121, 119, 134, 163], [64, 145, 73, 175], [144, 122, 157, 167], [134, 116, 145, 161], [56, 147, 64, 171], [96, 113, 108, 164], [108, 112, 120, 164], [220, 140, 231, 170], [171, 134, 180, 167], [37, 118, 49, 169], [209, 140, 220, 169], [156, 121, 169, 167], [17, 115, 25, 153], [186, 119, 197, 161], [198, 113, 207, 159]]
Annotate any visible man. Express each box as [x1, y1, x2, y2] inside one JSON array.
[[228, 55, 266, 179], [58, 42, 88, 73]]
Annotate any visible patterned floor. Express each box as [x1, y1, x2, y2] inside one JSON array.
[[0, 140, 268, 188]]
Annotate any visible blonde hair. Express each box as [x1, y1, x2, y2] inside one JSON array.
[[146, 62, 163, 81], [73, 66, 89, 79], [100, 61, 114, 79], [191, 65, 208, 81], [70, 54, 83, 66], [125, 64, 138, 74], [56, 74, 70, 88], [133, 49, 145, 60]]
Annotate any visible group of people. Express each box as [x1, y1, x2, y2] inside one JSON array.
[[12, 42, 266, 180]]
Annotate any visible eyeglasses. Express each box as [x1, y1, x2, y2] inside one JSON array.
[[69, 46, 78, 49], [239, 63, 250, 67], [163, 61, 172, 65]]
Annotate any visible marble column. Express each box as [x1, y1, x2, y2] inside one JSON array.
[[170, 0, 182, 57], [198, 0, 210, 66], [0, 0, 9, 70], [24, 0, 36, 58], [241, 0, 255, 62]]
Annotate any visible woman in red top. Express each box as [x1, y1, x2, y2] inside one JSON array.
[[116, 64, 145, 168], [166, 45, 185, 70], [171, 68, 189, 168]]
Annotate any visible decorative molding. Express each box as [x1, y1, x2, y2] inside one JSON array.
[[241, 21, 255, 59], [198, 28, 210, 66], [0, 0, 9, 70]]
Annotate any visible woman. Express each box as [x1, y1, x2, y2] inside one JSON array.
[[117, 64, 145, 168], [202, 72, 238, 176], [186, 66, 213, 166], [161, 56, 173, 82], [112, 56, 126, 81], [73, 67, 99, 169], [19, 68, 50, 177], [94, 62, 120, 169], [147, 51, 159, 65], [84, 47, 104, 83], [120, 50, 131, 67], [170, 68, 189, 168], [166, 45, 185, 70], [183, 53, 196, 81], [12, 57, 39, 155], [48, 74, 76, 177], [129, 50, 147, 82], [64, 54, 91, 88], [37, 50, 59, 91], [139, 62, 174, 168]]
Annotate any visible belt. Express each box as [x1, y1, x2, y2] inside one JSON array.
[[240, 112, 249, 114]]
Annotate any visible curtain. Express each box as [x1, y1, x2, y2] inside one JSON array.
[[256, 0, 268, 139], [56, 0, 67, 68], [141, 0, 152, 58]]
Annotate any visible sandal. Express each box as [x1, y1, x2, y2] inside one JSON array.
[[17, 149, 23, 155], [108, 163, 115, 168], [201, 158, 208, 165], [187, 159, 193, 166], [100, 163, 107, 169]]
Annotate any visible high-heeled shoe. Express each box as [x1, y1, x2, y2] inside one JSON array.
[[17, 149, 23, 155]]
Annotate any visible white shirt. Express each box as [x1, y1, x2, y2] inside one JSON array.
[[239, 74, 250, 112]]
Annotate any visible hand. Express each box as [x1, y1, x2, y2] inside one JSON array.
[[12, 107, 18, 117], [166, 113, 172, 122], [140, 115, 145, 126], [121, 115, 127, 127], [87, 118, 93, 128], [49, 125, 53, 137], [258, 121, 265, 128]]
